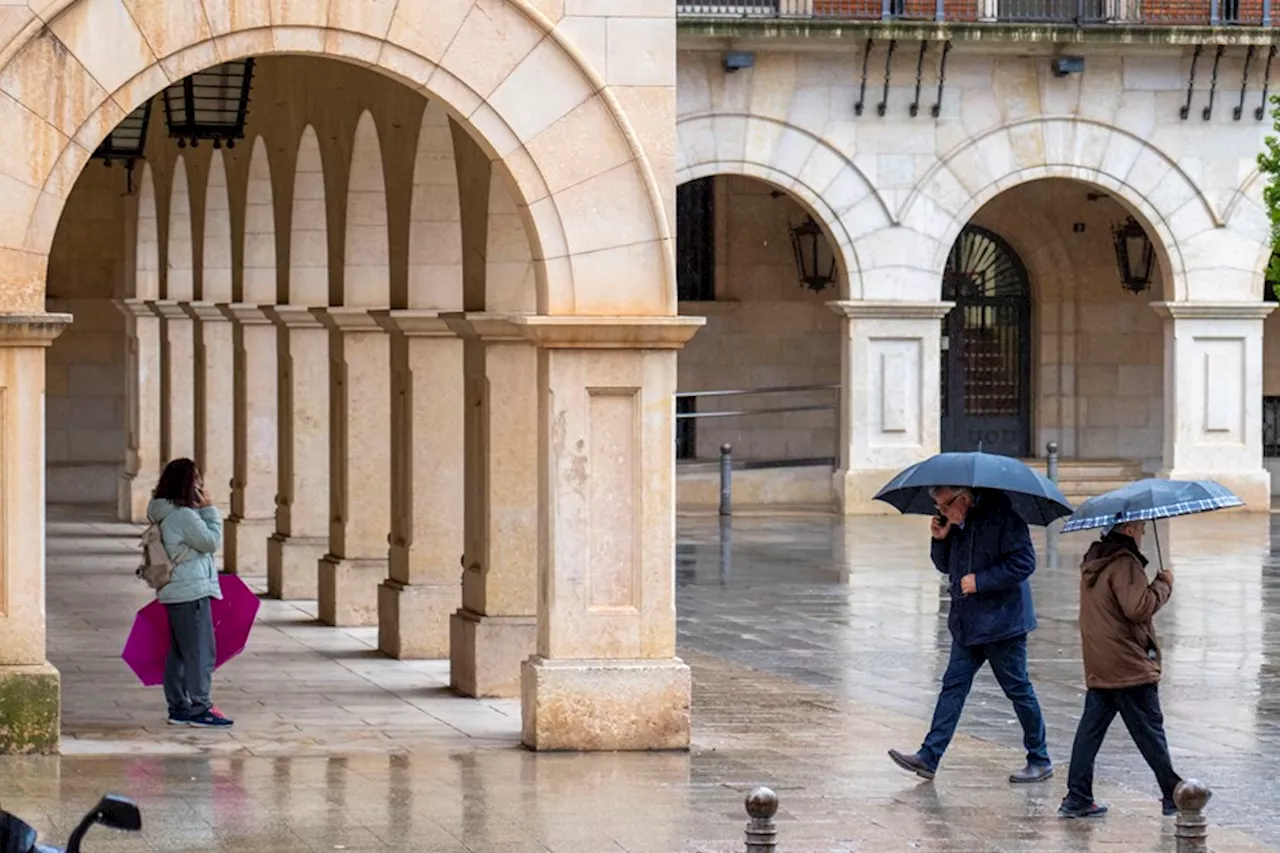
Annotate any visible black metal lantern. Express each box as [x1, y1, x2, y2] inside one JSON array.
[[162, 59, 255, 150], [790, 215, 837, 293], [91, 99, 152, 192], [1112, 216, 1155, 295]]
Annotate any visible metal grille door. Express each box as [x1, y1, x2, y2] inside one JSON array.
[[940, 226, 1031, 456]]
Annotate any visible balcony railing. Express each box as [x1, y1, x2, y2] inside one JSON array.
[[677, 0, 1273, 26]]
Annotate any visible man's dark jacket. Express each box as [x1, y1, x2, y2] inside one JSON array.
[[930, 490, 1038, 647]]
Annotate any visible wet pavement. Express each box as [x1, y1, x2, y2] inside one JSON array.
[[0, 507, 1276, 852]]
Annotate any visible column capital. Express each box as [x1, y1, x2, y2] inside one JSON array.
[[147, 300, 190, 320], [0, 312, 72, 347], [183, 301, 231, 323], [370, 309, 455, 338], [442, 311, 527, 343], [113, 298, 155, 319], [219, 303, 274, 325], [826, 300, 955, 320], [1151, 301, 1276, 321], [509, 315, 706, 350], [314, 306, 382, 332], [265, 305, 325, 329]]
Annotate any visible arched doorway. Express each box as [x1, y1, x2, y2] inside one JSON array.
[[940, 225, 1032, 457]]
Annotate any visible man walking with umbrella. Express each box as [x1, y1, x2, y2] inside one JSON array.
[[887, 484, 1054, 783]]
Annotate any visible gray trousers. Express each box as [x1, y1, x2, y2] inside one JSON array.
[[163, 598, 216, 717]]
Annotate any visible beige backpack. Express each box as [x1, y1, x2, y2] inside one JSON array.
[[135, 519, 186, 590]]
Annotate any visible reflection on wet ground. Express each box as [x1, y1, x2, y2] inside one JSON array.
[[1, 508, 1276, 852]]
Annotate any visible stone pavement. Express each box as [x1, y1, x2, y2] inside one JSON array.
[[0, 506, 1274, 852]]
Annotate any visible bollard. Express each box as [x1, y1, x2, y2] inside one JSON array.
[[1174, 779, 1212, 853], [1045, 440, 1061, 570], [743, 786, 778, 852], [719, 443, 733, 517], [718, 515, 733, 587]]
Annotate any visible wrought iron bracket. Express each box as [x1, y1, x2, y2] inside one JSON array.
[[1202, 45, 1225, 121], [932, 41, 952, 118], [1235, 45, 1256, 121], [877, 39, 897, 117], [855, 39, 873, 116], [1180, 44, 1202, 120], [1258, 45, 1277, 121], [910, 41, 929, 117]]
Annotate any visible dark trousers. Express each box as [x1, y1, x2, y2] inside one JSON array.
[[1065, 683, 1181, 807], [163, 598, 216, 717], [919, 635, 1050, 770]]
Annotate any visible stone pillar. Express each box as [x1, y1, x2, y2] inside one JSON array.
[[827, 301, 954, 515], [150, 300, 196, 462], [316, 308, 391, 626], [516, 316, 704, 752], [185, 303, 235, 512], [265, 306, 330, 600], [445, 314, 538, 697], [1153, 302, 1275, 509], [116, 299, 161, 522], [0, 313, 70, 754], [221, 305, 278, 575], [374, 310, 464, 659]]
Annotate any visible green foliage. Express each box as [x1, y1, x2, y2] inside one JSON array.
[[1257, 94, 1280, 300]]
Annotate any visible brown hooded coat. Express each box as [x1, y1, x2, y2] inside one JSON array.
[[1078, 533, 1172, 690]]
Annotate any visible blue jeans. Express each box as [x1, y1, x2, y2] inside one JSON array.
[[919, 635, 1050, 771]]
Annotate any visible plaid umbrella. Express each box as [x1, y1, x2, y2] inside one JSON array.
[[1060, 479, 1243, 533]]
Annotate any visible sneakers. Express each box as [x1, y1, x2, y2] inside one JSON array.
[[1059, 800, 1109, 819], [888, 749, 937, 781], [166, 713, 189, 726], [187, 710, 234, 728]]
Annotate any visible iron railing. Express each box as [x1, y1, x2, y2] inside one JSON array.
[[1264, 396, 1280, 457], [677, 0, 1274, 25], [675, 383, 839, 466]]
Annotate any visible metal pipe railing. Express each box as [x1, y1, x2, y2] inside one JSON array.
[[677, 0, 1270, 24]]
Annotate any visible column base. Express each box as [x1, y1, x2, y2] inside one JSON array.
[[449, 610, 535, 698], [224, 516, 274, 575], [1161, 468, 1271, 511], [0, 663, 60, 754], [833, 468, 902, 516], [520, 656, 691, 752], [318, 555, 386, 627], [378, 581, 456, 660], [117, 473, 155, 524], [266, 535, 326, 600]]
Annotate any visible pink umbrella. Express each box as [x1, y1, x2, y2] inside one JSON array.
[[121, 574, 261, 686]]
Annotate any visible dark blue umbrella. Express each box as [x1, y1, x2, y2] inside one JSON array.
[[874, 451, 1073, 527], [1060, 479, 1242, 533]]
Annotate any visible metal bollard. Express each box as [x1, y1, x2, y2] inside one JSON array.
[[719, 443, 733, 517], [718, 515, 733, 587], [743, 786, 778, 852], [1045, 440, 1060, 570], [1174, 779, 1212, 853]]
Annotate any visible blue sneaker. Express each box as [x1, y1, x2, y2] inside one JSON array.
[[167, 712, 189, 726], [187, 709, 234, 728], [1059, 801, 1109, 819]]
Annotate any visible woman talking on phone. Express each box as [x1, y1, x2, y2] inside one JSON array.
[[147, 458, 234, 728]]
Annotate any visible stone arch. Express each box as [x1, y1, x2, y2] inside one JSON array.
[[289, 126, 328, 307], [408, 100, 462, 311], [344, 111, 389, 308], [243, 136, 275, 304], [487, 173, 537, 313], [0, 0, 671, 315], [133, 162, 159, 301], [899, 118, 1217, 303], [1223, 168, 1273, 301], [202, 150, 232, 303], [166, 155, 193, 301], [676, 112, 891, 299]]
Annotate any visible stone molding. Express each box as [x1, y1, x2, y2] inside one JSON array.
[[1151, 301, 1277, 321], [510, 315, 706, 349], [313, 307, 383, 333], [370, 309, 455, 338], [113, 298, 154, 320], [0, 312, 71, 346], [146, 300, 190, 321], [264, 305, 325, 329], [182, 301, 231, 323], [219, 303, 273, 325], [826, 300, 955, 320], [442, 312, 531, 344]]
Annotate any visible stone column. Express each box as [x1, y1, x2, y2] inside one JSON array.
[[149, 300, 196, 462], [373, 310, 464, 659], [115, 299, 161, 522], [1153, 302, 1275, 509], [265, 306, 330, 600], [515, 316, 704, 752], [184, 303, 235, 512], [0, 312, 70, 754], [827, 301, 954, 515], [221, 304, 278, 575], [316, 308, 391, 626], [444, 314, 538, 697]]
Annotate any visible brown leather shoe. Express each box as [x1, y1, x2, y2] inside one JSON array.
[[888, 749, 936, 781]]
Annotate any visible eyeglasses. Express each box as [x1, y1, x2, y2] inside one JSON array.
[[934, 492, 965, 514]]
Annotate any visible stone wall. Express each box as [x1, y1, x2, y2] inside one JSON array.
[[678, 176, 842, 462]]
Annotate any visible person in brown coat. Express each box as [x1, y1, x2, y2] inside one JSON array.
[[1058, 520, 1183, 819]]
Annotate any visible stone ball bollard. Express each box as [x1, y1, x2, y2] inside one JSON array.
[[743, 786, 778, 852], [1174, 779, 1212, 853]]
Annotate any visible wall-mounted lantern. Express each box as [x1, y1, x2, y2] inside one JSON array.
[[91, 100, 152, 193], [1112, 216, 1155, 295], [162, 59, 255, 149], [790, 216, 837, 293]]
